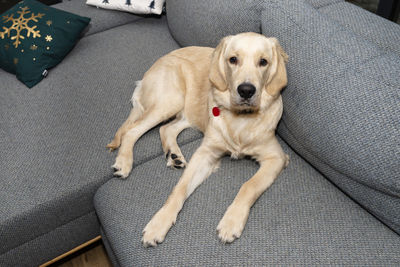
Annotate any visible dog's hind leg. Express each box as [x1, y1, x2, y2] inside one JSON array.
[[112, 105, 181, 178], [106, 105, 143, 151], [112, 81, 184, 178], [110, 61, 186, 178], [160, 114, 192, 169], [107, 82, 144, 151]]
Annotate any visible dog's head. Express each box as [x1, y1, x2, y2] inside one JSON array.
[[210, 32, 288, 114]]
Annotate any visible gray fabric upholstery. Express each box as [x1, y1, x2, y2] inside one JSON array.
[[166, 0, 264, 47], [53, 0, 143, 36], [165, 0, 344, 48], [0, 17, 202, 265], [0, 212, 100, 267], [262, 0, 400, 234], [319, 1, 400, 56], [94, 138, 400, 266]]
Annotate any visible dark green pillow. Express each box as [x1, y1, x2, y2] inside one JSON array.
[[0, 0, 90, 88]]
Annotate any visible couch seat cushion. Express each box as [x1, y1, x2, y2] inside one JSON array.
[[262, 0, 400, 234], [0, 16, 202, 266], [94, 138, 400, 266]]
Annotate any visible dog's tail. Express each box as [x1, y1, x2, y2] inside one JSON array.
[[130, 80, 145, 119]]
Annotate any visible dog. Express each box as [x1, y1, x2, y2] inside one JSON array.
[[107, 32, 289, 247]]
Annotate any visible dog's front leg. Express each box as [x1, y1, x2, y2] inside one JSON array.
[[142, 140, 223, 247], [217, 151, 288, 243]]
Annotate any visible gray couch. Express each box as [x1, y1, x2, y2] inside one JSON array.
[[0, 0, 399, 266]]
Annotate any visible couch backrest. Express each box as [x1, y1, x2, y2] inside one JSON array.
[[166, 0, 264, 47], [165, 0, 344, 47], [262, 0, 400, 234]]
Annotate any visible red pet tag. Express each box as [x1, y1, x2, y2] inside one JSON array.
[[212, 107, 220, 117]]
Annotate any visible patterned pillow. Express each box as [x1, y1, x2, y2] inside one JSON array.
[[86, 0, 165, 15], [0, 0, 90, 88]]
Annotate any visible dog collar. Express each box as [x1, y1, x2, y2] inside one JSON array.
[[212, 107, 220, 117]]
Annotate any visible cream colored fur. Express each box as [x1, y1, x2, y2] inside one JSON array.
[[107, 32, 289, 246]]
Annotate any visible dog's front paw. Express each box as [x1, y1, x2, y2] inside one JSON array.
[[217, 204, 249, 243], [142, 208, 176, 247], [165, 150, 187, 169], [112, 154, 133, 178]]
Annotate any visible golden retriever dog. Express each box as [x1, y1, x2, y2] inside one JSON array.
[[107, 32, 289, 246]]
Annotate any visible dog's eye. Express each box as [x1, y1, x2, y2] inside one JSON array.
[[259, 58, 268, 67], [229, 56, 238, 65]]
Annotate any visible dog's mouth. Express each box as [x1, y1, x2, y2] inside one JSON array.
[[232, 102, 258, 114], [236, 108, 256, 114]]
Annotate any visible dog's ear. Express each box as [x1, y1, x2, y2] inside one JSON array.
[[265, 38, 288, 97], [209, 36, 231, 91]]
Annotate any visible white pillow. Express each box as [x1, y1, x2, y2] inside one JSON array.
[[86, 0, 165, 15]]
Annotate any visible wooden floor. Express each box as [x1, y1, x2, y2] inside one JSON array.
[[49, 240, 113, 267]]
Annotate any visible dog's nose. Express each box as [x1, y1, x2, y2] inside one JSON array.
[[237, 83, 256, 99]]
